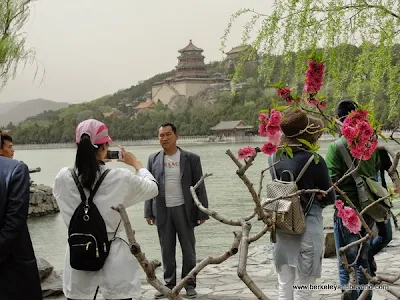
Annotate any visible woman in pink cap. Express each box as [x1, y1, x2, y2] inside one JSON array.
[[53, 119, 159, 300]]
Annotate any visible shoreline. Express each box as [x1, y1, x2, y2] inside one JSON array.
[[13, 132, 400, 151], [12, 135, 341, 151]]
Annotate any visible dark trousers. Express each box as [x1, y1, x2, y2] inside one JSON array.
[[334, 213, 374, 300], [157, 204, 196, 289], [0, 257, 42, 300], [369, 218, 393, 257]]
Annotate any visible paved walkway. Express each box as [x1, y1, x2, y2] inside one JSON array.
[[48, 228, 400, 300]]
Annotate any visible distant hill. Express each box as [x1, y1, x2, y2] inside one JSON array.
[[0, 101, 22, 114], [0, 99, 69, 126]]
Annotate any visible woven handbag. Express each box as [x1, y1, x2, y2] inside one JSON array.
[[264, 154, 315, 236]]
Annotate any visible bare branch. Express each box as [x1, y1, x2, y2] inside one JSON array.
[[248, 224, 270, 243], [226, 149, 244, 169], [261, 188, 327, 207], [339, 233, 371, 253], [244, 210, 257, 221], [111, 205, 174, 298], [348, 241, 364, 268], [389, 210, 399, 231], [173, 231, 242, 294], [359, 195, 392, 216], [360, 268, 400, 298], [258, 161, 280, 198], [237, 221, 269, 300], [193, 173, 213, 190], [190, 179, 242, 226], [226, 149, 265, 220], [389, 126, 400, 146]]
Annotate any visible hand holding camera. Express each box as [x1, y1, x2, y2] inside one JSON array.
[[116, 145, 143, 171]]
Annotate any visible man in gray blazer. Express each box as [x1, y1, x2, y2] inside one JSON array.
[[144, 123, 209, 299]]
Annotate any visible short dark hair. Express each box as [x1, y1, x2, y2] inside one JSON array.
[[336, 99, 358, 122], [0, 133, 12, 149], [159, 122, 177, 134]]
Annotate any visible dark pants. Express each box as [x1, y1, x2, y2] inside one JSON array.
[[368, 218, 393, 273], [334, 214, 374, 300], [370, 218, 393, 256], [0, 257, 42, 300], [157, 204, 196, 290]]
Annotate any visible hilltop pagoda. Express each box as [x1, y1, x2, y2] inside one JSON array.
[[175, 40, 209, 78], [151, 40, 229, 106]]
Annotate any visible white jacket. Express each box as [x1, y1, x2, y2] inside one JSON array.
[[53, 165, 158, 299]]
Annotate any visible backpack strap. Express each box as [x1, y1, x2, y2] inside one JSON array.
[[88, 169, 111, 203], [69, 168, 111, 204], [268, 154, 278, 180], [70, 168, 87, 204], [295, 155, 315, 183], [269, 153, 295, 181], [335, 139, 369, 202]]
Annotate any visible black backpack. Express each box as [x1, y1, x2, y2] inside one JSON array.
[[68, 168, 112, 271]]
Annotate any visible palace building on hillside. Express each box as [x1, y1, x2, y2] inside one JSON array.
[[151, 40, 229, 106], [210, 120, 254, 137]]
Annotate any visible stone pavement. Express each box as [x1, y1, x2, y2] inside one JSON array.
[[138, 231, 400, 300], [48, 228, 400, 300]]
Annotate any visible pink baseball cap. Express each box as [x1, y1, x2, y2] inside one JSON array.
[[75, 119, 112, 146]]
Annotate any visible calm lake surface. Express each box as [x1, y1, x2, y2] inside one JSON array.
[[17, 141, 400, 270]]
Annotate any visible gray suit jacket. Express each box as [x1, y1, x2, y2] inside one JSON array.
[[144, 148, 209, 226]]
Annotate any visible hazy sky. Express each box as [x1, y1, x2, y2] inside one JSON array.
[[0, 0, 271, 104]]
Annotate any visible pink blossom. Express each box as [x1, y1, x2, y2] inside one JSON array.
[[343, 116, 357, 127], [317, 100, 327, 110], [370, 139, 378, 150], [349, 143, 366, 159], [266, 125, 281, 136], [238, 147, 256, 160], [363, 140, 378, 160], [286, 98, 294, 105], [258, 113, 268, 122], [258, 124, 268, 137], [357, 121, 374, 143], [304, 60, 325, 94], [276, 88, 292, 99], [342, 110, 377, 161], [261, 142, 278, 155], [342, 208, 362, 234], [305, 97, 318, 107], [354, 110, 368, 120], [334, 200, 361, 234], [268, 109, 282, 126], [341, 125, 357, 142], [269, 131, 282, 144], [335, 200, 344, 210]]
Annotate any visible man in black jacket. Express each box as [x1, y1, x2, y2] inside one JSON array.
[[0, 154, 42, 300]]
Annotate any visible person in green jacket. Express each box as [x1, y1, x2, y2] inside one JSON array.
[[325, 99, 380, 300]]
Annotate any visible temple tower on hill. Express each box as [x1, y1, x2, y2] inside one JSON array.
[[175, 40, 209, 78], [151, 40, 229, 106]]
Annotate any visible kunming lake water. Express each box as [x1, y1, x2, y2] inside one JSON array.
[[17, 141, 400, 270]]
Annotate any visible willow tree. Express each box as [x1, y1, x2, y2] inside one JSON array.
[[223, 0, 400, 124], [0, 0, 33, 89]]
